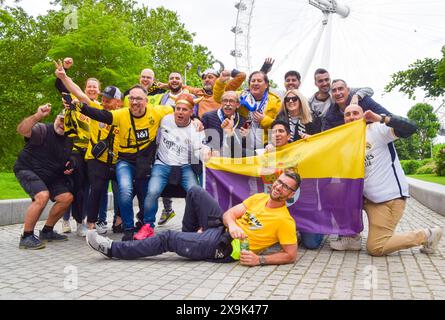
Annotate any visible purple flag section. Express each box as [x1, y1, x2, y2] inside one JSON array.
[[206, 168, 364, 236]]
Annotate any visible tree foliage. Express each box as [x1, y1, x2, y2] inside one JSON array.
[[385, 46, 445, 99], [0, 0, 213, 170], [395, 103, 440, 160]]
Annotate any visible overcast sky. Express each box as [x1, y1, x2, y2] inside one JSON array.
[[5, 0, 445, 129]]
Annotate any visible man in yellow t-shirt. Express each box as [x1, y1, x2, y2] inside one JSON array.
[[55, 63, 173, 242], [86, 169, 300, 266]]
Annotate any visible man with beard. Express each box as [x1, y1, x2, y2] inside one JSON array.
[[86, 169, 300, 266], [264, 120, 325, 249], [309, 68, 375, 120], [153, 72, 188, 107], [56, 62, 173, 241], [187, 68, 246, 119], [201, 91, 249, 157], [15, 105, 73, 249]]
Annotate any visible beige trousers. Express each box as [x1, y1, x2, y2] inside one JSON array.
[[364, 198, 426, 256]]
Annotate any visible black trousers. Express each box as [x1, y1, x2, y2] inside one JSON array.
[[111, 186, 234, 262]]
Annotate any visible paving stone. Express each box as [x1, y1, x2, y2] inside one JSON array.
[[0, 198, 444, 300]]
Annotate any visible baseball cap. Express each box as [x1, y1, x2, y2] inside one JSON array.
[[201, 68, 220, 79], [101, 86, 122, 100]]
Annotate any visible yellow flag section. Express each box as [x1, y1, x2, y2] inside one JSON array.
[[206, 119, 366, 179]]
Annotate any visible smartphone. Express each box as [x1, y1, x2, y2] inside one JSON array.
[[242, 120, 252, 129], [61, 92, 75, 110]]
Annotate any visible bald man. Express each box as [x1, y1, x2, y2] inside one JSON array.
[[329, 97, 442, 255]]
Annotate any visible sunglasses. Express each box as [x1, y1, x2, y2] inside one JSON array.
[[284, 96, 299, 103]]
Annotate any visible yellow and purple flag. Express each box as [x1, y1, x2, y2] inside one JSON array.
[[205, 120, 366, 235]]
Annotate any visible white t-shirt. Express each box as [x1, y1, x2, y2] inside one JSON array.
[[364, 123, 409, 203], [155, 114, 205, 166]]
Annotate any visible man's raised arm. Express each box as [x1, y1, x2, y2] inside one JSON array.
[[17, 104, 51, 138], [54, 60, 92, 105]]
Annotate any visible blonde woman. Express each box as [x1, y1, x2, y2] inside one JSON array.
[[276, 89, 321, 142]]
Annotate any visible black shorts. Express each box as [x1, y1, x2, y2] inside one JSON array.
[[15, 170, 71, 202]]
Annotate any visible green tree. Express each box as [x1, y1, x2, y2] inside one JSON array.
[[395, 103, 440, 160], [0, 6, 56, 171], [385, 46, 445, 99], [34, 1, 152, 92], [433, 143, 445, 176], [0, 0, 213, 171], [131, 6, 213, 87]]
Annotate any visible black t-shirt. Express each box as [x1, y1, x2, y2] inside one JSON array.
[[14, 123, 73, 183]]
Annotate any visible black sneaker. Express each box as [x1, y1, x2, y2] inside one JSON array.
[[158, 210, 176, 225], [19, 234, 46, 250], [112, 223, 123, 234], [122, 230, 134, 242], [39, 230, 68, 242], [135, 220, 143, 232]]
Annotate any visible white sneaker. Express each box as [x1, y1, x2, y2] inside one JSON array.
[[62, 220, 72, 233], [86, 230, 113, 258], [95, 221, 108, 235], [330, 235, 362, 251], [76, 222, 87, 237], [420, 226, 443, 254]]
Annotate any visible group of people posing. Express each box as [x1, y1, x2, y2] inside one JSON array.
[[14, 57, 442, 267]]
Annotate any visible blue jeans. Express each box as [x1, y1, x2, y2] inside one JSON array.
[[300, 232, 324, 250], [143, 164, 198, 227], [116, 160, 148, 231]]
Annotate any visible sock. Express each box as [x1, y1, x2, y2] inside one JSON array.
[[23, 231, 34, 238], [41, 225, 54, 233]]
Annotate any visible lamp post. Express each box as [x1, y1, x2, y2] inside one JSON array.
[[184, 62, 192, 86]]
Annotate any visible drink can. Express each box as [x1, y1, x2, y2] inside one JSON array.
[[240, 238, 250, 251]]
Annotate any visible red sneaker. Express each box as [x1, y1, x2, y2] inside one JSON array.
[[133, 224, 155, 240]]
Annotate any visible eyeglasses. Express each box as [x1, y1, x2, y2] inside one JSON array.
[[284, 96, 299, 103], [274, 179, 296, 192], [129, 96, 145, 102], [222, 99, 238, 105]]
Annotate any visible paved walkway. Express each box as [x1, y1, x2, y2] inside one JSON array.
[[0, 197, 444, 300]]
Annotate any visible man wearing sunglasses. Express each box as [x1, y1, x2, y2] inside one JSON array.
[[265, 120, 325, 250], [86, 169, 300, 267]]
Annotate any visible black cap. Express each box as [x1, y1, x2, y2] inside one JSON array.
[[101, 86, 122, 100]]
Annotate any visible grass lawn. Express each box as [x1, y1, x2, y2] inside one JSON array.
[[408, 174, 445, 186], [0, 172, 28, 200]]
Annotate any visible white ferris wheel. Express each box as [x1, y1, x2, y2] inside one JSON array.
[[230, 0, 445, 128]]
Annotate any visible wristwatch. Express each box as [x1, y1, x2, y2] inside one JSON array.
[[259, 255, 266, 266], [379, 114, 387, 124]]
